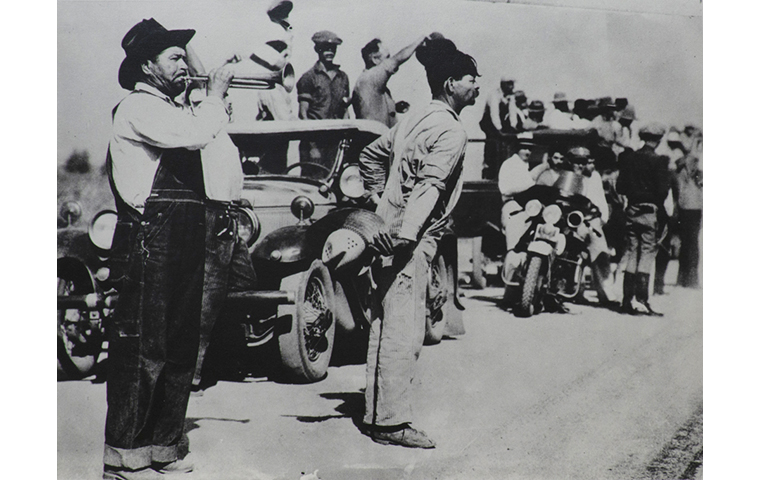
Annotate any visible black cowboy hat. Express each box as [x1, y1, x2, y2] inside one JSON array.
[[118, 18, 195, 90]]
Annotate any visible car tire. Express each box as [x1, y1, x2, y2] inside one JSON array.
[[277, 260, 336, 383], [424, 254, 450, 345], [57, 270, 101, 380]]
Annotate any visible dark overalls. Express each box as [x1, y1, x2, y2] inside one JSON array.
[[104, 146, 206, 469]]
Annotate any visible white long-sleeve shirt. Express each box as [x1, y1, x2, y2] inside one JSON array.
[[110, 83, 242, 211]]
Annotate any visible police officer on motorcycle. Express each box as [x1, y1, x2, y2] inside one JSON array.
[[535, 146, 617, 306]]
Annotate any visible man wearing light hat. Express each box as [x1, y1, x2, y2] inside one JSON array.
[[498, 139, 552, 291], [104, 18, 250, 479], [545, 92, 575, 130], [617, 122, 671, 316]]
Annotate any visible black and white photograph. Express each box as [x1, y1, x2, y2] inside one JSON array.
[[52, 0, 712, 478]]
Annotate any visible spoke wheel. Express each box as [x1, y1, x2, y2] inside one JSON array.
[[277, 260, 336, 382], [57, 271, 102, 380]]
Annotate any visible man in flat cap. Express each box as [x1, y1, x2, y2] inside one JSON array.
[[359, 36, 479, 449], [296, 30, 350, 176], [617, 122, 671, 316], [103, 18, 252, 479], [297, 30, 350, 121]]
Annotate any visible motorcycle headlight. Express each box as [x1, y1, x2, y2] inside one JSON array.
[[339, 165, 365, 199], [237, 207, 261, 247], [542, 204, 562, 226], [567, 211, 584, 229], [525, 199, 543, 217], [88, 210, 117, 251]]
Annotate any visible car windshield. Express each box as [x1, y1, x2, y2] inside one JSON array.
[[230, 135, 344, 181]]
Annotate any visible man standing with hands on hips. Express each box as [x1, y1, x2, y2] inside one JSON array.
[[103, 18, 246, 479], [360, 35, 479, 449], [617, 122, 670, 316]]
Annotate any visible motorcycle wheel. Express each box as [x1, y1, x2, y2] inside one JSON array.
[[515, 255, 545, 318], [424, 254, 449, 345], [57, 273, 101, 380], [277, 260, 336, 383]]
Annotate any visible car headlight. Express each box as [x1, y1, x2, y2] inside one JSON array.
[[291, 196, 315, 222], [542, 204, 562, 226], [525, 199, 542, 217], [237, 207, 261, 246], [339, 165, 365, 199], [88, 210, 117, 251]]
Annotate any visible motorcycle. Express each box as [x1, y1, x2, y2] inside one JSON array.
[[504, 171, 603, 317]]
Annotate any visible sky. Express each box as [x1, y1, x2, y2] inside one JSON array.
[[57, 0, 702, 166]]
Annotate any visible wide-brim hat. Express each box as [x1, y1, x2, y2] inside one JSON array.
[[267, 0, 293, 23], [118, 18, 195, 90]]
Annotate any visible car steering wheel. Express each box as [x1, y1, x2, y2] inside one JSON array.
[[282, 162, 332, 176]]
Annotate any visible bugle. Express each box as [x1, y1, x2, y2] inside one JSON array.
[[185, 63, 295, 93]]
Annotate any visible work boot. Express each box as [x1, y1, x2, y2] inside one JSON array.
[[103, 466, 163, 480], [620, 272, 639, 315], [370, 424, 436, 449], [152, 458, 194, 475], [636, 273, 663, 317]]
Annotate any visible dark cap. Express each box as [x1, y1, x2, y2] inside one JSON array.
[[312, 30, 342, 45], [528, 100, 545, 112], [517, 139, 536, 149], [118, 18, 195, 90], [415, 36, 479, 96], [566, 146, 592, 164]]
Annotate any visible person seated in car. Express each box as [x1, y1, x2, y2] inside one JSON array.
[[534, 146, 617, 305]]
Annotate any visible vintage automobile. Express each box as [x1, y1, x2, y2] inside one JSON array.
[[57, 119, 464, 383]]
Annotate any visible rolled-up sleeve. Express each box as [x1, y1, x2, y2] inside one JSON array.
[[359, 130, 394, 196], [296, 72, 315, 104]]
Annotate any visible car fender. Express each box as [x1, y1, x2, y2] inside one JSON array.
[[251, 224, 315, 264]]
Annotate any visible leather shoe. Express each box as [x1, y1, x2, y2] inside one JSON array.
[[152, 458, 194, 474], [371, 426, 436, 449], [103, 466, 163, 480], [640, 302, 664, 317], [620, 302, 642, 316]]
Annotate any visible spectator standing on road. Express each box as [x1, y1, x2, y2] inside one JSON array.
[[544, 92, 575, 129], [479, 76, 516, 179], [352, 35, 427, 128], [104, 18, 237, 479], [359, 36, 480, 449], [616, 105, 640, 155], [675, 138, 703, 288], [617, 122, 671, 316]]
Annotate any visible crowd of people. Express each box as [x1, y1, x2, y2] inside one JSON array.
[[97, 1, 701, 477], [485, 78, 703, 314]]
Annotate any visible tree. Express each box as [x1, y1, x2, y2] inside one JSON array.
[[64, 150, 91, 174]]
